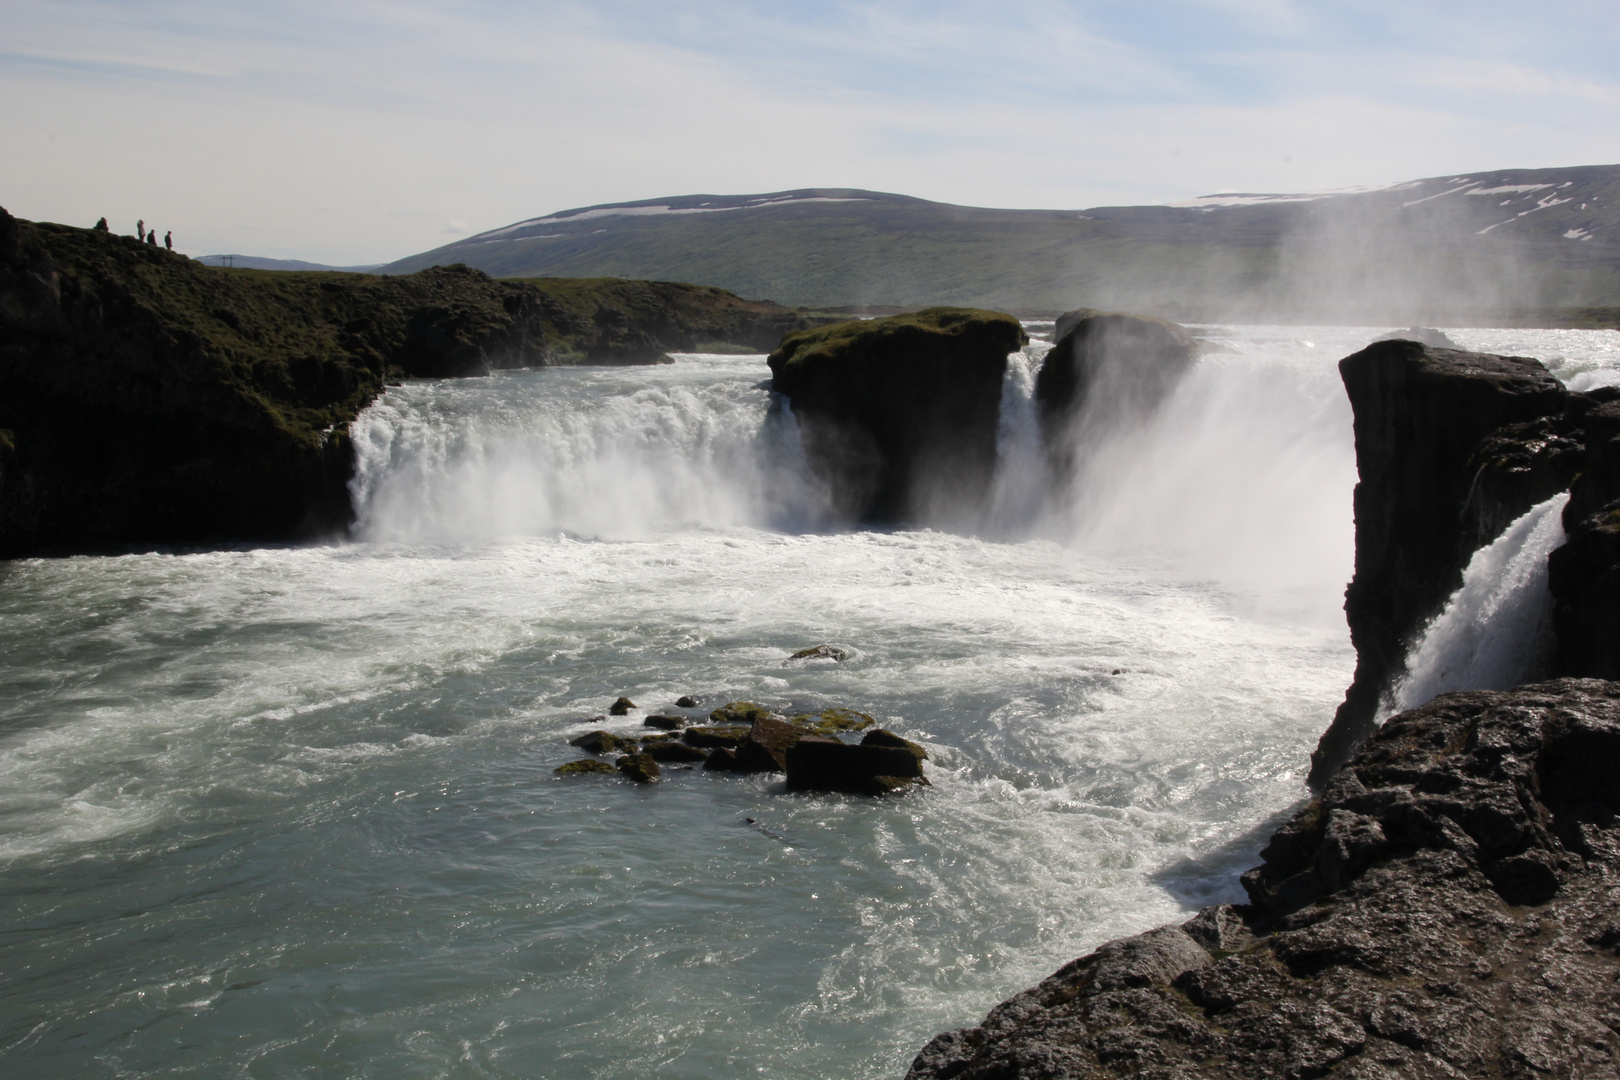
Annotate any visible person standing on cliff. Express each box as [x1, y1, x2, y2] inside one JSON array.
[[146, 230, 157, 246], [164, 231, 173, 251], [94, 217, 109, 232], [137, 220, 145, 242]]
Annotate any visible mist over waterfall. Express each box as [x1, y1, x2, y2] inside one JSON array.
[[1393, 492, 1570, 712], [349, 357, 824, 542], [983, 344, 1052, 534]]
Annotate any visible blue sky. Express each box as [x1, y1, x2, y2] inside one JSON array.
[[4, 1, 1618, 263]]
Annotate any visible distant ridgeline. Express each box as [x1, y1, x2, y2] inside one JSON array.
[[382, 165, 1620, 323], [0, 208, 828, 556]]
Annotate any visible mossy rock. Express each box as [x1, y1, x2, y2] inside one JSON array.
[[555, 758, 617, 776], [708, 701, 776, 725], [617, 752, 660, 784], [644, 741, 709, 763], [608, 696, 636, 716], [643, 714, 687, 730], [789, 708, 877, 737], [681, 725, 751, 748], [569, 730, 636, 755]]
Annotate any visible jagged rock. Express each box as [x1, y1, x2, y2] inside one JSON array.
[[767, 307, 1027, 522], [615, 752, 660, 784], [787, 644, 849, 662], [642, 741, 708, 764], [1034, 313, 1194, 476], [907, 679, 1620, 1080], [608, 696, 636, 716], [732, 716, 806, 773], [675, 695, 702, 708], [568, 730, 635, 755], [1310, 341, 1572, 785], [642, 714, 686, 730], [553, 758, 617, 775], [1051, 307, 1106, 344], [680, 726, 751, 749], [784, 734, 928, 794], [1460, 414, 1586, 555]]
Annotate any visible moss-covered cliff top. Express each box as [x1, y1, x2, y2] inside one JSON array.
[[766, 307, 1026, 396]]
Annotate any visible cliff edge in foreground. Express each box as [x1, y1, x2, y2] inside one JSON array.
[[907, 678, 1620, 1080]]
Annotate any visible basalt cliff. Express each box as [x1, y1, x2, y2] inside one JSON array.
[[0, 209, 826, 556]]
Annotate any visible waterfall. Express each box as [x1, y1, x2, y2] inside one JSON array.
[[347, 361, 821, 543], [983, 345, 1051, 535], [1393, 492, 1569, 711]]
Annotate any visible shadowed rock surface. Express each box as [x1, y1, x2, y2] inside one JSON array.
[[907, 679, 1620, 1080], [1309, 341, 1574, 784], [1034, 313, 1195, 478], [0, 209, 823, 556], [766, 307, 1027, 522], [1551, 399, 1620, 679]]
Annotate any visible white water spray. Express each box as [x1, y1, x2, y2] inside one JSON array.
[[1394, 492, 1569, 711], [983, 345, 1051, 534]]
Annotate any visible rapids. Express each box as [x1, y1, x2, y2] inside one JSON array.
[[1, 325, 1614, 1079]]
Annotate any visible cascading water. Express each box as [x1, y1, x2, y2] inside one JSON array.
[[982, 344, 1051, 535], [1393, 492, 1569, 712], [4, 328, 1613, 1080]]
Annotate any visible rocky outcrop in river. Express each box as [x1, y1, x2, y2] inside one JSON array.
[[1035, 312, 1194, 476], [907, 678, 1620, 1080], [0, 209, 822, 556], [1308, 339, 1618, 784], [767, 307, 1027, 522]]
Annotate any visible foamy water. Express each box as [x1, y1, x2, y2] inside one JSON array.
[[1, 324, 1613, 1079]]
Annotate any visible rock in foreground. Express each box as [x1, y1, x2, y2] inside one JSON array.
[[907, 679, 1620, 1080]]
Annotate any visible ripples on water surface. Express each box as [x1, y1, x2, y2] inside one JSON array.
[[1, 326, 1613, 1078]]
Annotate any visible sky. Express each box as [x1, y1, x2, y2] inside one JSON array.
[[4, 1, 1619, 265]]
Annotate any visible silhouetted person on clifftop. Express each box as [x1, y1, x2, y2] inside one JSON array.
[[164, 231, 172, 250], [146, 230, 157, 246], [137, 220, 145, 242], [94, 217, 109, 232]]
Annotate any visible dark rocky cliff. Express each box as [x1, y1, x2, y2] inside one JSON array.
[[1550, 399, 1620, 678], [907, 679, 1620, 1080], [0, 209, 820, 556], [1308, 341, 1593, 784], [767, 307, 1027, 522]]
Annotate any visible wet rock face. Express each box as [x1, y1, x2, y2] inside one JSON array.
[[906, 680, 1620, 1080], [1033, 313, 1195, 477], [1310, 341, 1573, 785], [766, 307, 1027, 523], [1551, 399, 1620, 678]]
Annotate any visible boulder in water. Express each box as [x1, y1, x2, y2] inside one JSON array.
[[1372, 326, 1460, 349], [608, 696, 636, 716], [616, 752, 660, 783], [732, 716, 807, 773], [702, 747, 739, 771], [767, 307, 1027, 522], [860, 728, 928, 760], [707, 701, 778, 725], [790, 707, 876, 736], [674, 695, 702, 708], [787, 644, 849, 662], [642, 714, 686, 730], [681, 725, 751, 749], [569, 730, 635, 755], [784, 735, 928, 794], [643, 741, 709, 764], [554, 758, 617, 775], [1034, 312, 1195, 476]]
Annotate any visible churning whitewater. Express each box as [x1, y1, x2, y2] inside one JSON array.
[[1, 326, 1615, 1080]]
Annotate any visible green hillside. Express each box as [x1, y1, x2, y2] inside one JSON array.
[[382, 167, 1620, 321]]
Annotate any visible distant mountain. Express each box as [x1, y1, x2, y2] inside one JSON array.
[[196, 254, 384, 273], [381, 166, 1620, 320]]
